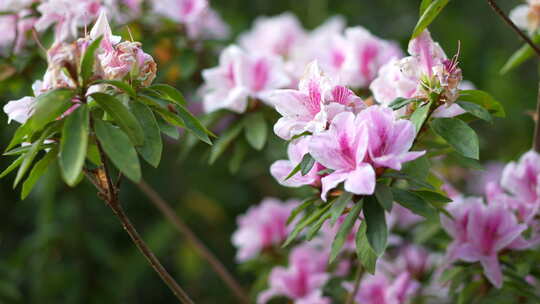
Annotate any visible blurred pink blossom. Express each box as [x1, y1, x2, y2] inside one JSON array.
[[151, 0, 208, 24], [344, 272, 419, 304]]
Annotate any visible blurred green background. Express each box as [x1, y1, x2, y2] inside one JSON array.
[[0, 0, 537, 303]]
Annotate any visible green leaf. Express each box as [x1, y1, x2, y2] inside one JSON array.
[[13, 125, 54, 187], [209, 122, 243, 164], [375, 183, 393, 211], [0, 155, 24, 179], [388, 97, 420, 110], [447, 152, 483, 170], [26, 88, 75, 134], [411, 0, 449, 39], [415, 190, 452, 203], [229, 140, 247, 173], [148, 84, 187, 106], [80, 36, 103, 86], [86, 141, 102, 166], [287, 197, 318, 225], [91, 93, 145, 146], [285, 153, 315, 180], [94, 79, 136, 97], [176, 103, 213, 145], [380, 171, 435, 190], [94, 119, 141, 182], [458, 90, 505, 118], [243, 112, 268, 150], [305, 210, 331, 241], [431, 118, 479, 159], [156, 115, 180, 139], [329, 192, 353, 225], [283, 202, 332, 248], [4, 143, 55, 156], [330, 200, 363, 263], [410, 101, 431, 134], [391, 188, 438, 220], [21, 147, 58, 199], [401, 155, 430, 181], [500, 33, 540, 75], [420, 0, 433, 15], [456, 101, 492, 122], [364, 196, 388, 255], [129, 101, 162, 167], [59, 105, 89, 186], [356, 221, 378, 274]]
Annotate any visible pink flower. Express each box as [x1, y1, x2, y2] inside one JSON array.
[[510, 0, 540, 33], [387, 204, 423, 230], [443, 200, 527, 288], [370, 30, 465, 117], [239, 12, 306, 58], [344, 272, 419, 304], [185, 8, 230, 40], [341, 26, 402, 88], [0, 10, 37, 55], [500, 150, 540, 222], [257, 245, 330, 304], [360, 105, 425, 170], [266, 61, 364, 140], [151, 0, 208, 24], [270, 136, 324, 188], [231, 198, 298, 262], [3, 96, 36, 124], [35, 0, 102, 42], [202, 45, 290, 113]]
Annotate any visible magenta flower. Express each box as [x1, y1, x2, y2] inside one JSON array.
[[231, 198, 298, 262], [267, 61, 364, 140], [344, 272, 419, 304], [151, 0, 208, 24], [500, 150, 540, 222], [341, 26, 402, 88], [359, 105, 425, 170], [257, 245, 330, 304], [202, 45, 290, 113], [270, 136, 324, 188], [239, 12, 306, 58]]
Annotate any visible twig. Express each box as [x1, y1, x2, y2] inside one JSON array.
[[486, 0, 540, 57], [345, 263, 363, 304], [10, 14, 19, 57], [535, 82, 540, 152], [88, 145, 195, 304], [137, 180, 250, 304]]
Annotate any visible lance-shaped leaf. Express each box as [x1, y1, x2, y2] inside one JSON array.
[[13, 125, 55, 187], [22, 147, 58, 199], [456, 101, 492, 122], [458, 90, 505, 118], [391, 188, 438, 220], [0, 155, 24, 179], [59, 105, 89, 186], [80, 36, 103, 86], [420, 0, 433, 15], [375, 183, 393, 211], [93, 79, 136, 97], [329, 192, 353, 225], [330, 200, 363, 263], [243, 112, 268, 150], [388, 97, 421, 110], [94, 119, 141, 182], [129, 101, 162, 168], [287, 197, 318, 225], [283, 202, 332, 248], [356, 221, 378, 274], [27, 88, 75, 134], [285, 153, 315, 180], [411, 0, 449, 39], [410, 101, 431, 134], [209, 121, 243, 164], [91, 93, 144, 146], [175, 103, 213, 145], [430, 118, 479, 159], [148, 84, 187, 106], [364, 195, 388, 256], [500, 33, 540, 75]]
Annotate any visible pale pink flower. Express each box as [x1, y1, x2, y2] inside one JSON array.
[[510, 0, 540, 33], [387, 204, 423, 230], [185, 8, 230, 40], [360, 105, 425, 170], [151, 0, 208, 24], [266, 61, 364, 140], [239, 12, 306, 58], [270, 136, 324, 188], [202, 45, 290, 113], [35, 0, 102, 42], [344, 272, 419, 304], [3, 96, 36, 124], [370, 30, 465, 117], [257, 245, 330, 304], [232, 198, 298, 262], [0, 10, 37, 55], [318, 213, 359, 252], [341, 26, 402, 88], [500, 150, 540, 222], [466, 161, 505, 195], [308, 111, 375, 200]]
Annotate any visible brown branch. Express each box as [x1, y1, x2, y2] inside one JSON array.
[[137, 180, 250, 304], [534, 82, 540, 152], [486, 0, 540, 57], [87, 145, 194, 304]]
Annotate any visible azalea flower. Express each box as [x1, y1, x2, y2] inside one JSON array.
[[185, 8, 230, 40], [239, 12, 306, 58], [3, 96, 36, 124], [201, 45, 290, 113], [0, 10, 37, 55], [343, 272, 419, 304], [231, 198, 298, 262], [257, 245, 330, 304], [510, 0, 540, 34], [151, 0, 208, 24], [370, 30, 465, 117], [270, 136, 324, 188], [266, 61, 364, 140]]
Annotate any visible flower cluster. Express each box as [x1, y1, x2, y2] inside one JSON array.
[[441, 150, 540, 288], [3, 11, 157, 124], [200, 13, 401, 114]]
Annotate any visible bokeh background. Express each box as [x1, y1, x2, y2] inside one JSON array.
[[0, 0, 537, 303]]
